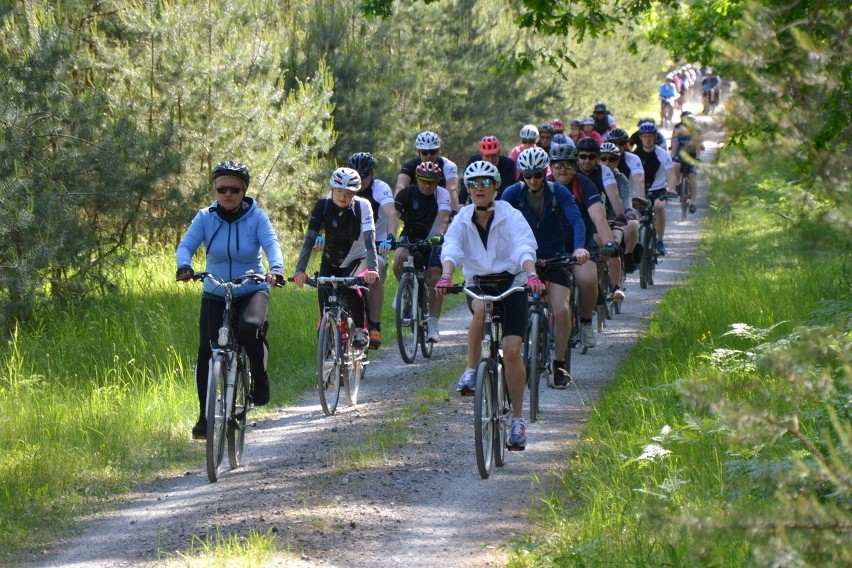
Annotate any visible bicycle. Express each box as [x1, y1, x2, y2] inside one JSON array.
[[393, 239, 439, 364], [446, 282, 527, 479], [633, 194, 677, 289], [661, 96, 676, 127], [293, 275, 370, 416], [675, 171, 690, 222], [187, 270, 268, 483], [524, 254, 577, 422]]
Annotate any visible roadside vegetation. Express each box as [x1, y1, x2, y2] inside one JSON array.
[[507, 145, 851, 566]]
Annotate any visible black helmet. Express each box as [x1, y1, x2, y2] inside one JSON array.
[[594, 102, 607, 113], [606, 128, 630, 143], [212, 160, 250, 188], [538, 123, 556, 134], [576, 137, 600, 154], [347, 152, 377, 177], [549, 143, 578, 163]]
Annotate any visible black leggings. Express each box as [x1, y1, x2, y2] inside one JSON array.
[[196, 291, 269, 416], [318, 260, 367, 328]]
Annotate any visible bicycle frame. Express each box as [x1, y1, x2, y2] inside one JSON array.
[[395, 240, 436, 363]]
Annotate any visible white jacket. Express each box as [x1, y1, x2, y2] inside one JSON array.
[[441, 200, 537, 283]]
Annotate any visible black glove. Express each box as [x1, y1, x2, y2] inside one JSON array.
[[176, 265, 193, 281]]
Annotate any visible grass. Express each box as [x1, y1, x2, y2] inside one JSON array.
[[506, 169, 851, 566]]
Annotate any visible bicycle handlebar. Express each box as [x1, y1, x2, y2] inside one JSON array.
[[535, 253, 579, 269], [181, 270, 278, 288], [389, 238, 441, 251], [287, 274, 368, 290]]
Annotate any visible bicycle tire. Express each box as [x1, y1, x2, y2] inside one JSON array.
[[395, 275, 418, 364], [601, 270, 614, 321], [680, 179, 689, 222], [527, 313, 541, 423], [474, 359, 494, 479], [227, 351, 249, 469], [494, 360, 509, 467], [639, 226, 653, 289], [316, 312, 341, 416], [418, 280, 434, 359], [206, 355, 227, 482], [566, 291, 576, 375]]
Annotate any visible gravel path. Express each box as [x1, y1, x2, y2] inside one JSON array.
[[27, 121, 720, 568]]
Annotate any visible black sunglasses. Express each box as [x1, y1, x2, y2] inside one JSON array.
[[419, 149, 438, 156], [215, 186, 243, 195], [577, 153, 598, 160], [522, 172, 545, 180]]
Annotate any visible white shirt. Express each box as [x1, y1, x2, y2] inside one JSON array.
[[441, 200, 537, 283], [341, 195, 378, 267]]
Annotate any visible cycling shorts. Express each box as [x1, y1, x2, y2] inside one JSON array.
[[538, 264, 572, 289], [465, 273, 528, 338]]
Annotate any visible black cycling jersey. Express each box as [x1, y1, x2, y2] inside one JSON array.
[[395, 185, 440, 242], [633, 146, 662, 190], [356, 180, 381, 221], [307, 197, 364, 267], [400, 156, 451, 188]]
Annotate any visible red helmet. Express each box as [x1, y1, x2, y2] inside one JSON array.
[[415, 161, 442, 180], [479, 135, 501, 154], [550, 118, 565, 132]]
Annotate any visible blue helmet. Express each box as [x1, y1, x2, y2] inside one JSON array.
[[639, 122, 658, 134]]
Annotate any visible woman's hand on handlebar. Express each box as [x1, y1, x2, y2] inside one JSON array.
[[292, 272, 308, 288], [266, 269, 285, 287], [435, 275, 453, 295], [360, 270, 380, 285], [572, 247, 590, 265]]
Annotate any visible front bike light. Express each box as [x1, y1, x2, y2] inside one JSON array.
[[480, 337, 490, 361], [218, 326, 229, 347]]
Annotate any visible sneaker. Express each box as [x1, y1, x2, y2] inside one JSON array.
[[579, 322, 597, 348], [623, 254, 636, 274], [456, 368, 476, 395], [192, 417, 207, 440], [252, 372, 270, 406], [656, 240, 667, 256], [689, 203, 696, 214], [426, 320, 440, 343], [352, 328, 369, 349], [508, 418, 527, 450], [368, 329, 382, 350], [612, 287, 625, 302], [552, 364, 572, 389]]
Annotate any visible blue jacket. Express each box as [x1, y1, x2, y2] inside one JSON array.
[[500, 181, 586, 257], [176, 197, 284, 298]]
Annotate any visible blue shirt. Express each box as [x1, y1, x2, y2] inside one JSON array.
[[500, 181, 586, 257]]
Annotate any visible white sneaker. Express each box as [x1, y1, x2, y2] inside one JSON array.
[[612, 288, 625, 302], [456, 368, 476, 394], [426, 319, 440, 342], [579, 322, 597, 348]]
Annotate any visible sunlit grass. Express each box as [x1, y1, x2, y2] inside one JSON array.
[[507, 196, 845, 565], [163, 528, 280, 567]]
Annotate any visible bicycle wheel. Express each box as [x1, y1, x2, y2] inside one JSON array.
[[395, 275, 418, 363], [206, 355, 228, 482], [526, 313, 541, 423], [418, 281, 434, 359], [227, 351, 249, 470], [601, 270, 615, 321], [639, 227, 653, 289], [494, 361, 509, 467], [566, 292, 576, 374], [316, 312, 341, 416], [679, 180, 689, 222], [474, 359, 494, 479]]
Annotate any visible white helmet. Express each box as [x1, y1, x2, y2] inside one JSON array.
[[330, 167, 362, 192], [519, 124, 539, 141], [517, 147, 550, 174], [414, 131, 441, 150], [582, 116, 595, 126], [463, 160, 501, 187]]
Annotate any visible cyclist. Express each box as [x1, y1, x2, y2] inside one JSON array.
[[395, 131, 459, 211], [701, 68, 721, 113], [509, 124, 540, 180], [567, 119, 583, 146], [458, 135, 517, 205], [599, 142, 641, 274], [591, 102, 617, 136], [548, 144, 617, 348], [670, 111, 703, 214], [605, 128, 645, 201], [581, 116, 604, 145], [659, 76, 678, 124], [550, 118, 565, 134], [501, 147, 591, 387], [292, 167, 380, 348], [348, 152, 399, 349], [630, 117, 667, 150], [634, 122, 676, 255], [176, 160, 285, 439], [393, 161, 452, 342], [436, 160, 544, 450], [551, 132, 575, 148], [537, 122, 556, 153], [575, 138, 626, 302]]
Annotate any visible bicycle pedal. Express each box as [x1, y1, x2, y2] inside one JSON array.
[[507, 444, 526, 452]]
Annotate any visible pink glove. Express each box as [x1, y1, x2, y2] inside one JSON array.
[[526, 273, 544, 294], [436, 275, 453, 288]]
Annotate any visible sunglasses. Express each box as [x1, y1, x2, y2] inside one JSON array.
[[521, 138, 537, 144], [600, 155, 619, 163], [552, 162, 575, 171], [215, 186, 243, 195], [467, 178, 495, 189], [578, 153, 598, 160], [419, 150, 438, 156], [416, 176, 439, 184], [522, 172, 545, 180]]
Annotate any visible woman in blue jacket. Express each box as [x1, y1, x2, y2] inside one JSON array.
[[176, 160, 284, 439]]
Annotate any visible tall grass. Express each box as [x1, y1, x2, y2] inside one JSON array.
[[0, 249, 403, 561], [508, 182, 850, 565]]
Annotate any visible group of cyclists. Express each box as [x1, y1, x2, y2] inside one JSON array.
[[659, 64, 724, 122], [176, 98, 705, 451]]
